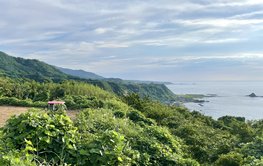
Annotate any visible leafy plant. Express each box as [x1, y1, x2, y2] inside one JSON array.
[[2, 109, 77, 165]]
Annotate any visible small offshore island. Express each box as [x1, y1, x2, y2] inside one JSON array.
[[247, 93, 263, 98]]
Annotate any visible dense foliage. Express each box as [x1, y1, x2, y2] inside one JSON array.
[[0, 51, 176, 102], [0, 77, 115, 109], [0, 76, 176, 109], [122, 94, 263, 165], [0, 56, 262, 165], [0, 90, 262, 165], [0, 103, 198, 165], [0, 51, 69, 82]]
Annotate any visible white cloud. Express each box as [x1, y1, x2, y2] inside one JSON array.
[[136, 52, 263, 68], [231, 10, 263, 19], [203, 38, 244, 44], [174, 18, 263, 28], [94, 28, 111, 34], [95, 41, 129, 48], [1, 0, 263, 81]]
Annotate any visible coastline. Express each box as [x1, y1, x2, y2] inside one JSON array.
[[167, 82, 263, 120]]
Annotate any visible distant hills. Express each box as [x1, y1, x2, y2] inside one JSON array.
[[57, 66, 173, 85], [0, 51, 176, 102], [56, 66, 104, 80]]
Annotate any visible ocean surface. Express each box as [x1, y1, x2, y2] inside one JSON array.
[[167, 81, 263, 120]]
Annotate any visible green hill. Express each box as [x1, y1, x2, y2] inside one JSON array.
[[0, 51, 69, 82], [0, 51, 176, 102]]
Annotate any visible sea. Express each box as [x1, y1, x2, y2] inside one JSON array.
[[167, 81, 263, 120]]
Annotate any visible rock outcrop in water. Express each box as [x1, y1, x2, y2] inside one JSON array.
[[248, 93, 257, 97]]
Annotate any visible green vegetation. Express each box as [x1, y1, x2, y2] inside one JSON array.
[[122, 94, 263, 165], [0, 77, 114, 109], [0, 51, 176, 102], [0, 51, 262, 165], [0, 101, 198, 165], [0, 83, 262, 165], [0, 51, 69, 82]]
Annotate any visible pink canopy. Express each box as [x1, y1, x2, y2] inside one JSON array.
[[48, 101, 65, 105]]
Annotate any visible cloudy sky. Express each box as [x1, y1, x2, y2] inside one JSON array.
[[1, 0, 263, 82]]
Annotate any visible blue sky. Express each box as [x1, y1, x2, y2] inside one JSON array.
[[0, 0, 263, 82]]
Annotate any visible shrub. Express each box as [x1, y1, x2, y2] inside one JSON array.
[[0, 97, 46, 108], [76, 130, 139, 166], [75, 108, 198, 166], [127, 110, 155, 126], [215, 152, 243, 166], [2, 109, 77, 165]]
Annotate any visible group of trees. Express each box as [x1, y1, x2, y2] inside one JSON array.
[[0, 101, 197, 165], [0, 77, 176, 109], [123, 94, 263, 165], [0, 77, 113, 109], [0, 77, 262, 165]]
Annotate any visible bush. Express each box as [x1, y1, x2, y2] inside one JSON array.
[[0, 150, 36, 166], [0, 97, 46, 108], [215, 152, 243, 166], [75, 108, 198, 166], [2, 109, 77, 165], [127, 110, 155, 126], [76, 130, 139, 166], [63, 95, 105, 109]]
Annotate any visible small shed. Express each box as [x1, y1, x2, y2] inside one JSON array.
[[48, 101, 65, 111]]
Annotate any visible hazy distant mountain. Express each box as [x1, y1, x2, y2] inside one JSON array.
[[56, 67, 104, 80], [124, 80, 173, 85], [57, 66, 172, 85]]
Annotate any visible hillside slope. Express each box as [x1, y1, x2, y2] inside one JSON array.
[[0, 51, 69, 82], [0, 51, 176, 102], [84, 79, 175, 102]]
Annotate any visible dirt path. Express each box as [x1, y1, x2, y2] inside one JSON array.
[[0, 106, 29, 127], [0, 106, 80, 127]]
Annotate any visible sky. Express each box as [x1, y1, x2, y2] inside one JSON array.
[[0, 0, 263, 82]]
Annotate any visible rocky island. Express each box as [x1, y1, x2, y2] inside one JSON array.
[[248, 93, 257, 97], [247, 93, 263, 97]]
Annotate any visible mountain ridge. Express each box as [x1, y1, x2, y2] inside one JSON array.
[[56, 66, 104, 80], [57, 66, 173, 85]]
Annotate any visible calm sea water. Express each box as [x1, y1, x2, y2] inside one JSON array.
[[167, 82, 263, 120]]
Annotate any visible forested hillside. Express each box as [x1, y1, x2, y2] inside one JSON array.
[[0, 78, 262, 165], [0, 51, 175, 102], [0, 51, 69, 82]]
